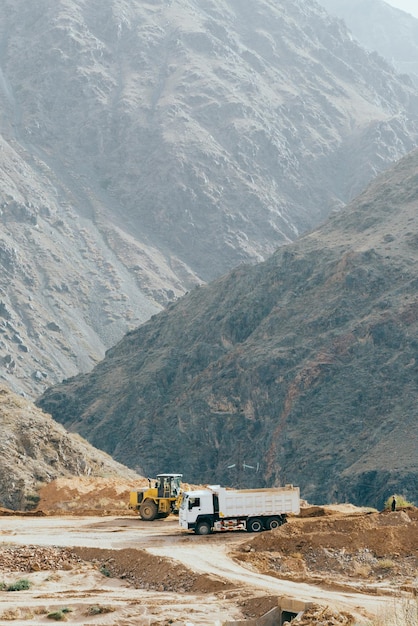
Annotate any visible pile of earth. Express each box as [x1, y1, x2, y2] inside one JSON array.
[[0, 477, 147, 516], [36, 476, 149, 515], [0, 545, 232, 595], [235, 508, 418, 595], [291, 606, 356, 625]]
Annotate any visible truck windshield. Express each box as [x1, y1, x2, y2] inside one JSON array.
[[188, 497, 200, 510]]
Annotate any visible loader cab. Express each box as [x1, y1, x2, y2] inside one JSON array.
[[156, 473, 182, 499]]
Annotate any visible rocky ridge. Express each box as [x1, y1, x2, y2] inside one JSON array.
[[38, 148, 418, 508], [0, 385, 141, 510], [318, 0, 418, 77], [2, 0, 418, 397]]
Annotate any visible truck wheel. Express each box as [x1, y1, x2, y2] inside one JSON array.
[[195, 521, 211, 535], [139, 499, 158, 521], [248, 518, 263, 533], [265, 516, 282, 530]]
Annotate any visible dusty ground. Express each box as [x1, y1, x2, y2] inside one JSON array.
[[0, 479, 416, 625]]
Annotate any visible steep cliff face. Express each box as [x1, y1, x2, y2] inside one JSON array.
[[318, 0, 418, 77], [0, 385, 140, 510], [38, 149, 418, 508], [2, 0, 418, 398]]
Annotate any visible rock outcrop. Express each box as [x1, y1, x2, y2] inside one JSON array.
[[38, 149, 418, 508], [0, 385, 140, 510]]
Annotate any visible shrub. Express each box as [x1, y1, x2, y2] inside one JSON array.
[[375, 559, 396, 572], [99, 565, 111, 577], [47, 611, 66, 621], [46, 608, 72, 621], [6, 579, 31, 591], [25, 494, 41, 509], [86, 605, 115, 615]]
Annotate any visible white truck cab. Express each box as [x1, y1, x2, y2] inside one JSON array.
[[180, 484, 300, 535]]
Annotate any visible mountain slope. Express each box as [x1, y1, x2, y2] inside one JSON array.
[[0, 385, 141, 511], [318, 0, 418, 77], [2, 0, 418, 397], [38, 149, 418, 509]]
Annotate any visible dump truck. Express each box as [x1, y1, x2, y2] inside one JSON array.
[[129, 473, 183, 521], [179, 484, 300, 534]]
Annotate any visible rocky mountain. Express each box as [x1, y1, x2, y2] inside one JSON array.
[[2, 0, 418, 398], [318, 0, 418, 77], [38, 148, 418, 509], [0, 384, 140, 510]]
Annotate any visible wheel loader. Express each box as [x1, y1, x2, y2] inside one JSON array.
[[129, 473, 183, 521]]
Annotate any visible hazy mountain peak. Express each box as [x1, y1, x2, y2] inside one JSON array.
[[318, 0, 418, 77], [1, 0, 418, 397]]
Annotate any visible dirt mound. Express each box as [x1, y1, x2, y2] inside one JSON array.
[[36, 476, 148, 514], [0, 543, 232, 596], [235, 509, 418, 593], [34, 476, 200, 515], [250, 509, 418, 557], [70, 547, 233, 594], [299, 503, 372, 517], [0, 546, 84, 573]]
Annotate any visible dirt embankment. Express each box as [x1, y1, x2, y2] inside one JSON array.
[[36, 476, 148, 515], [236, 508, 418, 595], [0, 545, 233, 595]]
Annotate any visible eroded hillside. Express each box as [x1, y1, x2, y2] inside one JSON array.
[[0, 385, 141, 510], [319, 0, 418, 76], [2, 0, 418, 397], [38, 150, 418, 508]]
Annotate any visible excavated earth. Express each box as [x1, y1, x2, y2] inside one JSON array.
[[235, 508, 418, 594], [0, 478, 417, 625]]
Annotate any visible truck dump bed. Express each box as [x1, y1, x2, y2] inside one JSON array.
[[217, 485, 300, 518]]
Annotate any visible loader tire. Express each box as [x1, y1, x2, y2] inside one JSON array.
[[139, 499, 158, 521]]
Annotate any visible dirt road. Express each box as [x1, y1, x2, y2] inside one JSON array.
[[0, 514, 406, 625]]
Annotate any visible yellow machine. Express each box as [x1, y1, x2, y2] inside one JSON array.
[[129, 473, 183, 521]]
